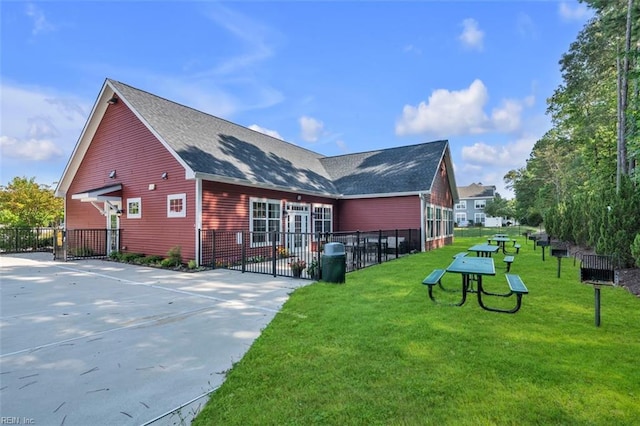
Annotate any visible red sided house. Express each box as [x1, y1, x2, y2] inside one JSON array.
[[55, 79, 458, 267]]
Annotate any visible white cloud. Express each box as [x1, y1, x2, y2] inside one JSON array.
[[0, 82, 87, 162], [491, 99, 524, 133], [396, 80, 535, 137], [395, 79, 489, 137], [336, 139, 348, 152], [248, 124, 283, 140], [299, 116, 324, 142], [558, 2, 592, 22], [0, 136, 63, 161], [516, 13, 537, 38], [403, 44, 422, 55], [25, 3, 55, 35], [459, 18, 484, 51], [462, 135, 536, 168]]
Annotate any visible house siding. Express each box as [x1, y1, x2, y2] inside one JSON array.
[[201, 181, 338, 232], [66, 102, 197, 261], [336, 196, 421, 231], [426, 158, 455, 250]]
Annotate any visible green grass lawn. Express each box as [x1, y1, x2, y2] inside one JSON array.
[[193, 235, 640, 425]]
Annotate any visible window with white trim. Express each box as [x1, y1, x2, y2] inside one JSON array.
[[250, 198, 282, 246], [455, 200, 466, 210], [167, 193, 186, 218], [313, 205, 333, 236], [475, 200, 486, 209], [455, 212, 467, 225], [435, 207, 442, 237], [127, 197, 141, 219], [426, 205, 434, 239], [474, 213, 486, 225]]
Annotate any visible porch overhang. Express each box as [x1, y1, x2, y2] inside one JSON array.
[[72, 184, 122, 202]]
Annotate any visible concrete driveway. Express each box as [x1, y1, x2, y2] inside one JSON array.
[[0, 253, 308, 425]]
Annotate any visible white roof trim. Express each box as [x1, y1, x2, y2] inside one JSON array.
[[72, 184, 122, 202]]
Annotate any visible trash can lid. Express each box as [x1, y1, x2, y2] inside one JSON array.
[[324, 242, 345, 255]]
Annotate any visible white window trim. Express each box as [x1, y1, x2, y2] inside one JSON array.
[[474, 200, 486, 209], [167, 193, 186, 218], [249, 197, 282, 247], [455, 200, 466, 210], [312, 203, 333, 236], [127, 197, 142, 219]]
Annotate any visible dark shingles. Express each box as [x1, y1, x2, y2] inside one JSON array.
[[109, 80, 449, 197], [320, 141, 448, 196]]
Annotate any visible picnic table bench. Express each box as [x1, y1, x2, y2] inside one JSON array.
[[503, 255, 515, 272], [422, 257, 529, 313], [422, 269, 466, 304]]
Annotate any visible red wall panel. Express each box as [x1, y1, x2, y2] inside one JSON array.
[[66, 102, 196, 261], [336, 196, 421, 231]]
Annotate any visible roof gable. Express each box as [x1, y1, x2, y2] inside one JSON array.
[[321, 140, 450, 197], [458, 183, 495, 199], [57, 79, 457, 200]]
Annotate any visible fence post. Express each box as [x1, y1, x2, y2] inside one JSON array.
[[394, 229, 399, 258], [241, 231, 246, 273], [377, 230, 382, 264], [212, 230, 216, 269], [272, 231, 278, 277]]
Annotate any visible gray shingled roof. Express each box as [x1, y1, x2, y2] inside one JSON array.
[[109, 79, 449, 198], [321, 141, 448, 196], [457, 183, 495, 199]]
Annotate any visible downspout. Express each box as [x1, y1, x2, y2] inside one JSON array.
[[419, 192, 428, 252], [195, 178, 202, 266]]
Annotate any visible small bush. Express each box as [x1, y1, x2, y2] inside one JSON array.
[[161, 257, 181, 268], [138, 255, 164, 265], [167, 246, 182, 265], [188, 259, 197, 269], [631, 234, 640, 268], [121, 252, 145, 263]]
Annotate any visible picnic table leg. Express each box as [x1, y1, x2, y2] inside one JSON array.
[[594, 286, 601, 327], [476, 277, 524, 313], [428, 277, 468, 306]]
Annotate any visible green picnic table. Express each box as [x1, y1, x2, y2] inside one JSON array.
[[422, 256, 529, 313], [468, 243, 499, 257]]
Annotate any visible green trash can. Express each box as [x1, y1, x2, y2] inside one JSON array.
[[322, 242, 346, 283]]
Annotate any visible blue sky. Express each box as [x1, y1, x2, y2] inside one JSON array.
[[1, 1, 592, 197]]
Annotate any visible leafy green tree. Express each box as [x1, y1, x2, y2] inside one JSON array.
[[484, 193, 515, 222], [0, 177, 63, 227]]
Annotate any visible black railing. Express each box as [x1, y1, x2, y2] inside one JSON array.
[[0, 227, 56, 253], [200, 229, 421, 279], [61, 229, 119, 260]]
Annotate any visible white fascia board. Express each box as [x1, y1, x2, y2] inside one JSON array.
[[55, 82, 113, 198], [194, 172, 339, 199], [338, 190, 426, 200], [110, 82, 196, 181]]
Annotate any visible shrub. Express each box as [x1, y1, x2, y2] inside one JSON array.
[[161, 257, 180, 268], [167, 246, 182, 265], [138, 255, 164, 265], [188, 259, 197, 269], [121, 252, 145, 263], [631, 234, 640, 268]]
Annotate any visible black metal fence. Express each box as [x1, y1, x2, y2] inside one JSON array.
[[53, 229, 120, 260], [199, 229, 421, 279], [0, 227, 56, 253]]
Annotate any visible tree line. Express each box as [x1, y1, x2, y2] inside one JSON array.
[[505, 0, 639, 267]]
